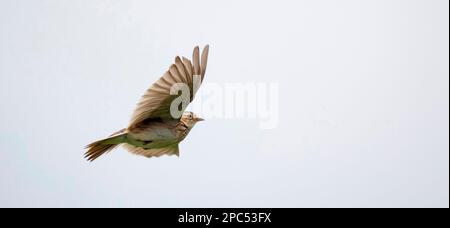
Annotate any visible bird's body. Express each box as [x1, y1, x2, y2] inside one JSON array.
[[128, 118, 180, 148], [85, 45, 209, 161]]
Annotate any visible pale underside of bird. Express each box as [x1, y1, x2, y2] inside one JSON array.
[[85, 45, 209, 161]]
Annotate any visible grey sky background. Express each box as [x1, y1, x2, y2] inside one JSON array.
[[0, 0, 448, 207]]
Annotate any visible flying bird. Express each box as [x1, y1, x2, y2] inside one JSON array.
[[85, 45, 209, 161]]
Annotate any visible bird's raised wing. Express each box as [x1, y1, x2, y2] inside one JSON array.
[[128, 45, 209, 130]]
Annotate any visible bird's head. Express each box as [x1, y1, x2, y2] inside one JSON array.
[[181, 111, 204, 128]]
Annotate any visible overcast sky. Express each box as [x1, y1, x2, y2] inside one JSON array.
[[0, 0, 448, 207]]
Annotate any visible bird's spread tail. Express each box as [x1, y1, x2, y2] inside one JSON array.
[[84, 129, 127, 161]]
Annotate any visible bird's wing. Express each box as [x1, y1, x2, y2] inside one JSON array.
[[128, 45, 209, 130], [123, 144, 180, 158]]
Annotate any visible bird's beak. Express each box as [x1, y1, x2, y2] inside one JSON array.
[[195, 117, 205, 122]]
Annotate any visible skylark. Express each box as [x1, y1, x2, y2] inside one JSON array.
[[85, 45, 209, 161]]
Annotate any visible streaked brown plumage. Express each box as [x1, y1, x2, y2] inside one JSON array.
[[85, 45, 209, 161]]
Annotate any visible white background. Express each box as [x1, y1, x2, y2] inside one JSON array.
[[0, 0, 448, 207]]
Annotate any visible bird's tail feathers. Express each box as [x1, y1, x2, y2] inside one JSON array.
[[84, 129, 127, 161]]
